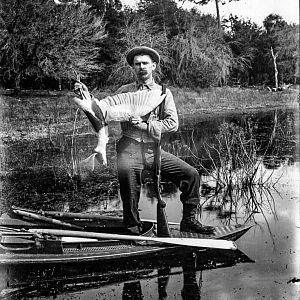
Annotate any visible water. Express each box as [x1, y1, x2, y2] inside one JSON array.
[[1, 107, 299, 299]]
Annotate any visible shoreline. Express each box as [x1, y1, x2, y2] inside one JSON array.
[[178, 102, 299, 119], [1, 87, 298, 142]]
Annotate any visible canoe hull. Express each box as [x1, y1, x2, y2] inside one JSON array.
[[0, 208, 253, 266], [0, 226, 252, 266]]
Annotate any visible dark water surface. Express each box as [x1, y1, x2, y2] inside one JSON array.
[[1, 107, 299, 299]]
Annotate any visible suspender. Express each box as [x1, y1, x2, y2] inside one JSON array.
[[161, 83, 166, 95]]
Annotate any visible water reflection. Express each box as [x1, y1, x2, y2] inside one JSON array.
[[2, 108, 298, 216], [0, 249, 253, 299], [163, 108, 299, 171], [1, 106, 299, 299]]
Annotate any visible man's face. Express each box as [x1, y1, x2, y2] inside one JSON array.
[[132, 54, 156, 82]]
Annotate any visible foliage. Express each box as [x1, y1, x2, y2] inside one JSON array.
[[268, 22, 299, 84], [0, 0, 106, 89], [179, 0, 242, 28], [263, 13, 287, 35], [0, 0, 298, 89], [170, 12, 233, 87], [223, 15, 262, 85], [138, 0, 181, 38], [107, 11, 171, 86]]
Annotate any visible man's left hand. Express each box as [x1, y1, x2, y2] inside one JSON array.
[[129, 116, 147, 130]]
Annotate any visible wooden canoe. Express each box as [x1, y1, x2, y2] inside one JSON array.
[[0, 207, 253, 265]]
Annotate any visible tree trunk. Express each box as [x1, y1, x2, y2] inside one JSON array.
[[15, 73, 22, 92], [215, 0, 221, 29], [270, 47, 278, 89]]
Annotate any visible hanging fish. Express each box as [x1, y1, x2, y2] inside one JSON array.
[[72, 87, 166, 166]]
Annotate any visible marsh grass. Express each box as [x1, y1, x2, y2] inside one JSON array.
[[172, 86, 298, 114], [167, 118, 285, 224], [0, 86, 297, 213], [0, 93, 119, 212]]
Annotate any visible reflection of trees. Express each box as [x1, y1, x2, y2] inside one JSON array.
[[199, 175, 280, 248], [162, 109, 298, 226], [250, 110, 297, 164], [262, 156, 283, 169], [163, 108, 297, 171]]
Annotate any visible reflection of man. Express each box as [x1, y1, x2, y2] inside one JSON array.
[[122, 281, 143, 300], [75, 46, 214, 234]]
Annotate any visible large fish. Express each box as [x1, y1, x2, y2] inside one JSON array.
[[72, 89, 166, 166]]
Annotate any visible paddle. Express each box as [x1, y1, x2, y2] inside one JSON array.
[[45, 211, 180, 225], [12, 206, 180, 225], [13, 209, 84, 230], [29, 228, 237, 250]]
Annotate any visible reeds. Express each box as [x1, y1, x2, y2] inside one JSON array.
[[166, 118, 284, 224], [172, 86, 298, 114], [1, 88, 296, 214]]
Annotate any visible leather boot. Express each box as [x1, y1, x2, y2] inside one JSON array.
[[127, 223, 143, 235], [180, 204, 215, 234]]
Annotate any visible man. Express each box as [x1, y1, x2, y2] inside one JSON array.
[[114, 46, 214, 234], [75, 46, 214, 234]]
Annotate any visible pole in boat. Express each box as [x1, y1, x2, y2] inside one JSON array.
[[29, 228, 237, 250], [12, 206, 180, 225], [13, 209, 84, 230]]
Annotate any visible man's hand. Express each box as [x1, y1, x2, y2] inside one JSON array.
[[74, 81, 91, 101], [129, 116, 147, 130], [129, 116, 143, 125], [72, 81, 93, 112]]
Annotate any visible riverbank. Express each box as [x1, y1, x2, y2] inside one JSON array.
[[1, 86, 298, 142], [1, 87, 299, 300], [0, 85, 298, 219], [171, 86, 299, 115], [2, 85, 299, 112]]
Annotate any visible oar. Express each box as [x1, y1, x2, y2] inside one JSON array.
[[45, 211, 179, 225], [13, 209, 84, 230], [29, 228, 237, 250], [12, 206, 180, 225]]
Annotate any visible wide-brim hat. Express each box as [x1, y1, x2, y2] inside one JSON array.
[[126, 46, 160, 66]]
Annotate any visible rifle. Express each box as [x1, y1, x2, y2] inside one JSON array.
[[153, 84, 171, 237]]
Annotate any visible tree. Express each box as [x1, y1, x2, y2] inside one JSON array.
[[107, 11, 171, 86], [138, 0, 182, 38], [170, 11, 233, 87], [262, 14, 297, 86], [179, 0, 241, 29], [0, 0, 106, 90], [273, 24, 299, 84], [223, 15, 262, 85], [263, 13, 287, 35]]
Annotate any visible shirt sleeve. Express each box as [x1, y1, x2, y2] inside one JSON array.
[[147, 88, 179, 142]]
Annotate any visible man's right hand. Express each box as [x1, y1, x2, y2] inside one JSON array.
[[72, 81, 93, 112], [74, 81, 91, 101]]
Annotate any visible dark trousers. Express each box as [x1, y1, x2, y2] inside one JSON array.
[[117, 136, 200, 228]]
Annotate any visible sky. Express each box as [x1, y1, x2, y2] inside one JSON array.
[[122, 0, 299, 26]]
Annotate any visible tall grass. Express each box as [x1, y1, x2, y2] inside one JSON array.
[[168, 118, 284, 224], [0, 93, 119, 212], [172, 86, 298, 114], [1, 87, 296, 214]]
